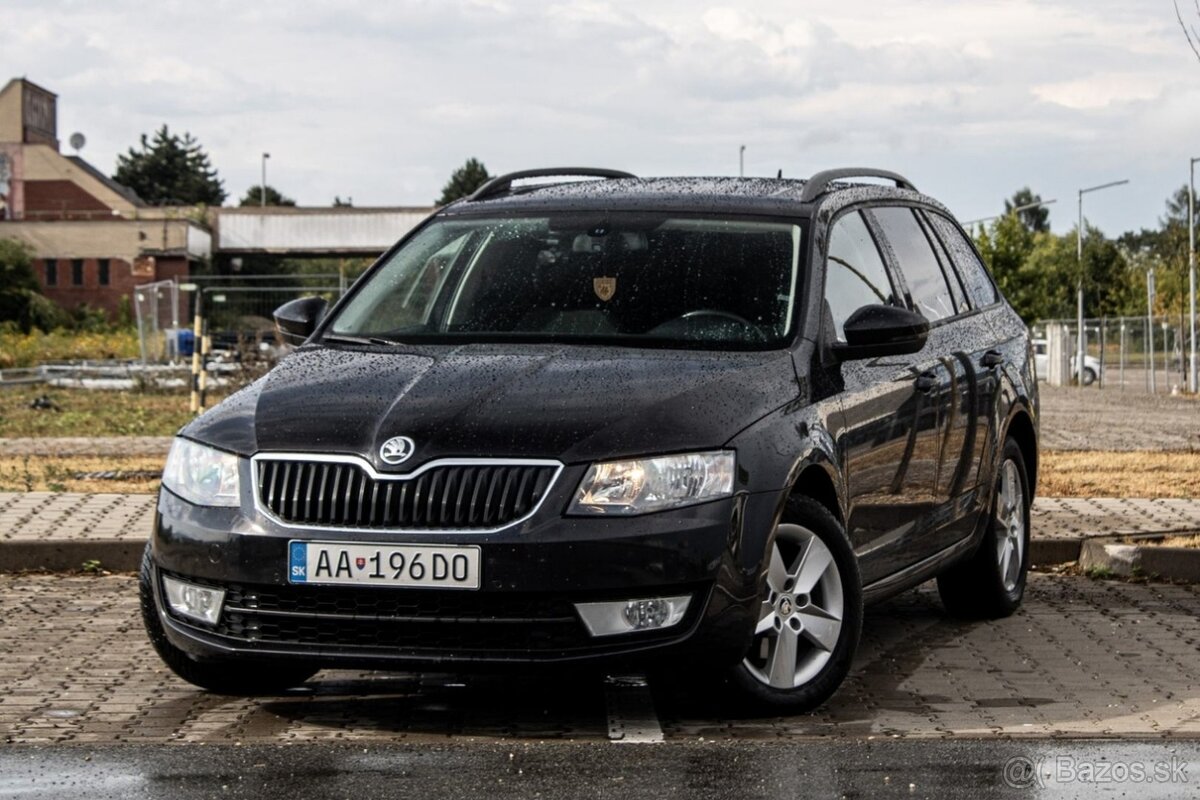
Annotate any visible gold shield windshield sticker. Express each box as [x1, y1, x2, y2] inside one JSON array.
[[593, 276, 616, 302]]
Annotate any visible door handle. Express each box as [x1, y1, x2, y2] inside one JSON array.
[[915, 371, 938, 393], [981, 349, 1003, 368]]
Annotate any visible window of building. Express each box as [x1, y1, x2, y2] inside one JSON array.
[[45, 259, 58, 286], [823, 210, 898, 343], [872, 206, 957, 322], [71, 259, 84, 286], [98, 259, 110, 286]]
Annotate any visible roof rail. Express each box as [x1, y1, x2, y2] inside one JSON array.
[[799, 168, 916, 203], [466, 167, 636, 202]]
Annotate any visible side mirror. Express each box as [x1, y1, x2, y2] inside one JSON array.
[[832, 304, 929, 361], [274, 296, 328, 346]]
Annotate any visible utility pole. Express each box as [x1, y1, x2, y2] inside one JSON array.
[[261, 152, 271, 208], [1077, 180, 1129, 386], [739, 145, 746, 178], [1189, 158, 1198, 392]]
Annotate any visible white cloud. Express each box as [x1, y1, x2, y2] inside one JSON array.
[[0, 0, 1194, 233]]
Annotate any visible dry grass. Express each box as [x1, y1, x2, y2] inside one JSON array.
[[0, 386, 219, 438], [1154, 534, 1200, 549], [0, 455, 164, 493], [1040, 450, 1200, 499]]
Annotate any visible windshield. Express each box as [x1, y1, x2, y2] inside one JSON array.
[[327, 214, 802, 349]]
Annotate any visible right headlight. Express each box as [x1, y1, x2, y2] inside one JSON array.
[[568, 450, 736, 516], [162, 437, 241, 507]]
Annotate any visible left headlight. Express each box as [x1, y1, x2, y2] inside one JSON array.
[[569, 450, 736, 516], [162, 438, 241, 507]]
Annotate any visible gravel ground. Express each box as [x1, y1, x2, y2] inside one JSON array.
[[1039, 384, 1200, 451]]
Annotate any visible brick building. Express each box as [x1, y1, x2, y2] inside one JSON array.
[[0, 78, 210, 319]]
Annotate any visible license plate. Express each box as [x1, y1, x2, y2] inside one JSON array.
[[288, 541, 481, 589]]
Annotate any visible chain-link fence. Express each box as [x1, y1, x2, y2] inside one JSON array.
[[132, 280, 182, 363], [132, 274, 349, 367], [1031, 316, 1192, 392]]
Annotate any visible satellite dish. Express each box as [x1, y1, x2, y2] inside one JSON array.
[[69, 132, 86, 152]]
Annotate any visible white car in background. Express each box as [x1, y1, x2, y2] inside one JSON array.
[[1032, 339, 1101, 385]]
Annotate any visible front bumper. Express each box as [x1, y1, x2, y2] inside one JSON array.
[[148, 486, 779, 668]]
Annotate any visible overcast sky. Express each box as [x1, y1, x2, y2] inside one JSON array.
[[3, 0, 1197, 235]]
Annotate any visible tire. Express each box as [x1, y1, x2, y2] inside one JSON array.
[[1080, 367, 1097, 386], [726, 496, 863, 713], [139, 544, 319, 694], [937, 437, 1031, 619]]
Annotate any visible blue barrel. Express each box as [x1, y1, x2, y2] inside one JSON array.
[[177, 329, 195, 357]]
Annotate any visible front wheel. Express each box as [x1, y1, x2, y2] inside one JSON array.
[[1080, 367, 1097, 386], [937, 437, 1031, 618], [727, 496, 863, 713]]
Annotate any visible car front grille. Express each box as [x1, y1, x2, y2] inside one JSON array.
[[215, 582, 591, 654], [255, 458, 558, 530]]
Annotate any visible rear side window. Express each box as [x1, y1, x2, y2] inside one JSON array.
[[823, 210, 897, 343], [872, 206, 956, 322], [926, 213, 999, 307], [916, 211, 969, 313]]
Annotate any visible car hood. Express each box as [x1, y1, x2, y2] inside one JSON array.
[[183, 343, 799, 468]]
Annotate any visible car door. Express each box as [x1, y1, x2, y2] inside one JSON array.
[[821, 209, 947, 585], [924, 210, 1008, 530], [868, 205, 966, 558]]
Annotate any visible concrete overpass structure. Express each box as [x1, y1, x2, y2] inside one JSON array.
[[212, 206, 435, 257]]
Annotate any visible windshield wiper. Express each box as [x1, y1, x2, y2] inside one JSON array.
[[321, 334, 401, 346]]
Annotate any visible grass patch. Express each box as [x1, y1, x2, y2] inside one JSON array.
[[0, 386, 221, 438], [1040, 450, 1200, 498], [0, 329, 141, 369], [0, 455, 165, 493]]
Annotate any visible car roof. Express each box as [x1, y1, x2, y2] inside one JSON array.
[[437, 172, 950, 219]]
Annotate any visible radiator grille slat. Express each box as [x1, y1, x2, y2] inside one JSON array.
[[258, 458, 556, 530]]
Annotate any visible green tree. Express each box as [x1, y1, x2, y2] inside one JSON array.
[[436, 158, 490, 205], [1004, 187, 1051, 234], [114, 125, 226, 205], [0, 238, 65, 332], [239, 185, 296, 207]]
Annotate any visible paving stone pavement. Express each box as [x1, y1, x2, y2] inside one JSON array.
[[1, 573, 1197, 744], [0, 437, 174, 458], [3, 492, 1199, 546]]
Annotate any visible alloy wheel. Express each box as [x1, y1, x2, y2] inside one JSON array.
[[995, 459, 1025, 593], [743, 523, 845, 690]]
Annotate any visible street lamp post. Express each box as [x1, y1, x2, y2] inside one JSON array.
[[739, 145, 746, 178], [1077, 180, 1130, 387], [1189, 158, 1198, 393], [261, 152, 271, 208], [961, 198, 1057, 228]]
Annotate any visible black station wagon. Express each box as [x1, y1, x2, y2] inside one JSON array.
[[142, 167, 1038, 711]]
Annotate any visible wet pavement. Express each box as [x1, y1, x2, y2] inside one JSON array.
[[2, 740, 1197, 799], [2, 573, 1198, 746]]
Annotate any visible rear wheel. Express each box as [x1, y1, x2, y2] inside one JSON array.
[[139, 544, 319, 694], [728, 496, 862, 713], [937, 437, 1031, 619], [1080, 367, 1097, 386]]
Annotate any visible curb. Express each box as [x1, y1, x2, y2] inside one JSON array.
[[0, 540, 144, 573], [1, 537, 1086, 574], [0, 535, 1179, 575], [1079, 533, 1200, 582]]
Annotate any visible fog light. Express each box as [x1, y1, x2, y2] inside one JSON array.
[[574, 595, 691, 637], [162, 575, 226, 625]]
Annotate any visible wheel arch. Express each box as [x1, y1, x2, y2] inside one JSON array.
[[784, 455, 843, 527], [1002, 406, 1038, 498]]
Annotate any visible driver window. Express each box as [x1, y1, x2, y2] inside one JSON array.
[[824, 211, 897, 343]]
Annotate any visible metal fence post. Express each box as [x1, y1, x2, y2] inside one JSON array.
[[190, 290, 203, 414], [1119, 317, 1126, 391]]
